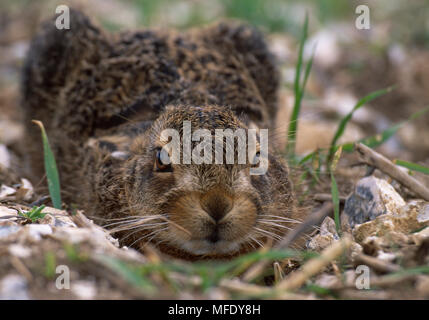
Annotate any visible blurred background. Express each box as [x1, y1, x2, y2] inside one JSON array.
[[1, 0, 429, 176]]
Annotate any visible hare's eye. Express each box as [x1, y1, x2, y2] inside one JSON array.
[[155, 148, 172, 172], [252, 151, 261, 166]]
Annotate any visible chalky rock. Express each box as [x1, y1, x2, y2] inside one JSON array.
[[307, 216, 339, 251], [0, 274, 29, 300], [416, 202, 429, 223], [0, 184, 15, 200], [0, 204, 148, 299], [353, 200, 429, 243], [344, 176, 406, 228]]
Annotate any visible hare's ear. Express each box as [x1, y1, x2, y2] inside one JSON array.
[[248, 121, 260, 131], [205, 22, 279, 121], [86, 136, 131, 162], [22, 9, 108, 125]]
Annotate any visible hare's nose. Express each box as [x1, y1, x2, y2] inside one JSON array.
[[200, 189, 233, 222]]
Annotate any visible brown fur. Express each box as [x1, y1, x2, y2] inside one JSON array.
[[22, 9, 301, 259]]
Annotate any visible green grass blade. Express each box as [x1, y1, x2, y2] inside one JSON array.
[[293, 45, 316, 146], [44, 251, 56, 279], [360, 106, 429, 150], [330, 171, 341, 234], [298, 150, 316, 165], [29, 204, 46, 221], [394, 160, 429, 175], [330, 146, 342, 172], [98, 256, 156, 293], [293, 13, 308, 100], [32, 120, 62, 209], [287, 13, 310, 158], [341, 106, 429, 152], [330, 146, 342, 234], [301, 44, 316, 93], [328, 86, 394, 160], [359, 123, 402, 150], [18, 205, 47, 222]]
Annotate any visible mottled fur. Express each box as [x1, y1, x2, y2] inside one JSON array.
[[22, 9, 299, 259]]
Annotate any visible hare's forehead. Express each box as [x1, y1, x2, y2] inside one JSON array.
[[159, 106, 244, 128], [170, 164, 247, 186]]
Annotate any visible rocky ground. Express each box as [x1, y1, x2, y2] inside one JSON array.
[[1, 0, 429, 299], [1, 171, 428, 299]]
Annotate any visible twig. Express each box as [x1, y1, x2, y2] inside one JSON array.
[[335, 273, 416, 291], [242, 202, 333, 282], [9, 256, 33, 282], [276, 202, 334, 249], [219, 278, 313, 299], [355, 143, 429, 201], [273, 262, 285, 283], [353, 253, 400, 274], [314, 193, 347, 203], [275, 235, 352, 291], [28, 195, 50, 207], [219, 278, 271, 296], [336, 289, 391, 300], [0, 215, 27, 221]]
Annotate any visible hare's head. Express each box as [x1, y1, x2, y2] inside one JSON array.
[[121, 105, 296, 259]]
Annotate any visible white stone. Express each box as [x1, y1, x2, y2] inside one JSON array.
[[20, 178, 34, 201], [26, 224, 53, 241], [417, 203, 429, 223], [306, 30, 340, 68], [344, 176, 406, 227], [0, 274, 29, 300], [0, 206, 17, 218], [376, 251, 396, 262], [0, 144, 11, 169], [0, 185, 15, 200], [72, 281, 97, 299], [8, 244, 32, 258]]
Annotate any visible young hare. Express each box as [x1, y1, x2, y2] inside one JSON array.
[[22, 9, 301, 259]]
